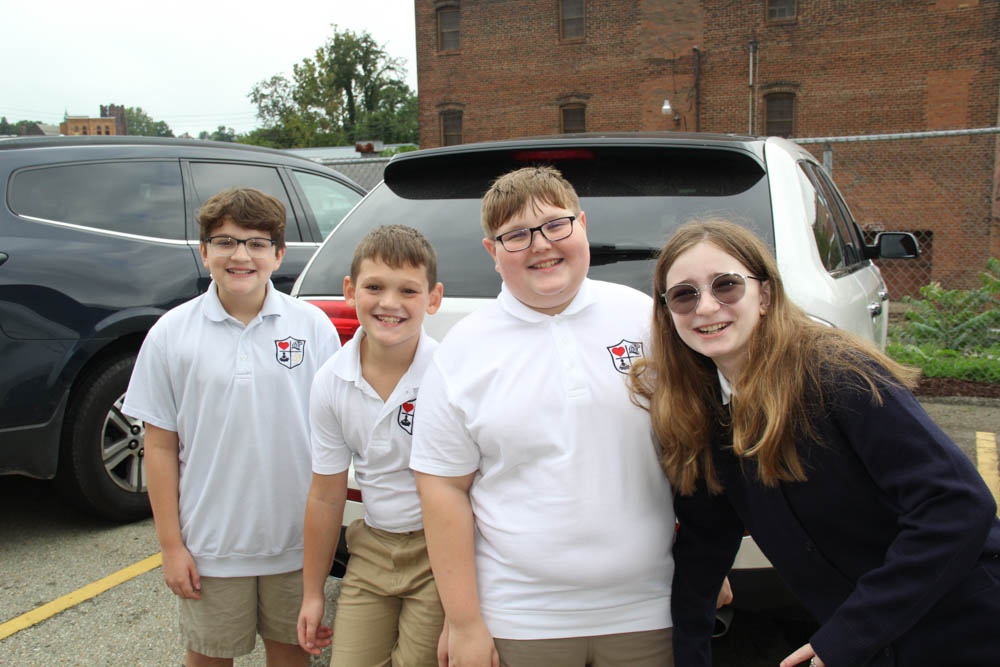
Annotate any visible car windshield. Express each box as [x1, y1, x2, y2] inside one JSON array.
[[297, 144, 772, 297]]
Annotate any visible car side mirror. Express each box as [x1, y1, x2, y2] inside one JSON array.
[[872, 231, 920, 259], [856, 223, 920, 260]]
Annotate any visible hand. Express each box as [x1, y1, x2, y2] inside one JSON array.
[[297, 595, 331, 655], [780, 643, 824, 667], [161, 545, 200, 599], [443, 618, 499, 667], [716, 575, 734, 608], [437, 622, 449, 667]]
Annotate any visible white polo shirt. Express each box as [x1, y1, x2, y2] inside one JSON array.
[[309, 326, 438, 533], [123, 282, 339, 577], [410, 278, 674, 640]]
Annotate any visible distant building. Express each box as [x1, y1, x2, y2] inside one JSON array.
[[60, 105, 126, 136], [60, 116, 118, 136], [20, 123, 61, 136]]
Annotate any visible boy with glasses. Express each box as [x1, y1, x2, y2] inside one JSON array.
[[411, 166, 676, 667], [123, 187, 340, 667]]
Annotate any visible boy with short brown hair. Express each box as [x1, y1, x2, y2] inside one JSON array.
[[123, 187, 340, 666], [298, 224, 445, 665]]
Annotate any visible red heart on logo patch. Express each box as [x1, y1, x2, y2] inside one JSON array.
[[611, 346, 625, 357], [278, 342, 289, 350], [402, 402, 414, 413]]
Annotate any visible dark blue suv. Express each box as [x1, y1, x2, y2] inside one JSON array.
[[0, 136, 364, 520]]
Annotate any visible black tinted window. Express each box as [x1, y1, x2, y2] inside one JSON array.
[[10, 161, 184, 239], [189, 162, 301, 241], [298, 146, 772, 297]]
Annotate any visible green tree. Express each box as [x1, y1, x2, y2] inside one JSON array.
[[125, 107, 174, 137], [248, 26, 418, 148], [207, 126, 237, 142], [0, 116, 16, 135]]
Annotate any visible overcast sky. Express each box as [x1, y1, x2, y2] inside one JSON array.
[[2, 1, 418, 138]]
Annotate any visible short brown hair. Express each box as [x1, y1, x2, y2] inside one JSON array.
[[197, 188, 287, 250], [480, 166, 581, 236], [350, 225, 438, 287]]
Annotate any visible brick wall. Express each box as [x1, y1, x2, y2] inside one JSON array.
[[414, 0, 1000, 289]]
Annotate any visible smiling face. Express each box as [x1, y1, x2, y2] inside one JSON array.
[[482, 200, 590, 315], [344, 258, 442, 355], [664, 241, 770, 379], [200, 216, 284, 316]]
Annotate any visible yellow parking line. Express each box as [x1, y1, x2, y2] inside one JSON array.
[[977, 431, 1000, 518], [0, 553, 162, 641]]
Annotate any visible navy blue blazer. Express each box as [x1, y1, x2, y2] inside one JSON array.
[[671, 370, 1000, 667]]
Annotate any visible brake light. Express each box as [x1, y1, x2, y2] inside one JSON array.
[[347, 488, 363, 503], [512, 149, 596, 162], [305, 300, 359, 346]]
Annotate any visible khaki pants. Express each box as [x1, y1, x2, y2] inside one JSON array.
[[331, 519, 444, 667], [494, 628, 674, 667], [178, 570, 303, 658]]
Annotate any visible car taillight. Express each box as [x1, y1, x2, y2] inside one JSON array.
[[347, 488, 363, 503], [305, 300, 359, 346]]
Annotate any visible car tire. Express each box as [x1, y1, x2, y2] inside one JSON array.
[[57, 352, 151, 522]]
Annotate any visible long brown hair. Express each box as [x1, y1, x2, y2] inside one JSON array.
[[630, 219, 918, 494]]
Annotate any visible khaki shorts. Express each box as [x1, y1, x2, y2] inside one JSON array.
[[331, 519, 445, 667], [494, 628, 673, 667], [177, 570, 303, 658]]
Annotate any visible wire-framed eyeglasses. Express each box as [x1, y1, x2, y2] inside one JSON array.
[[661, 273, 764, 314], [205, 235, 276, 258], [494, 216, 576, 252]]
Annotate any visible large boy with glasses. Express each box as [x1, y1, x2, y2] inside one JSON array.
[[411, 166, 675, 667], [123, 187, 339, 667]]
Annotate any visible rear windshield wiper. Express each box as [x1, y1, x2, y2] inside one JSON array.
[[589, 243, 660, 266]]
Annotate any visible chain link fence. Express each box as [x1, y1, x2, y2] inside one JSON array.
[[798, 127, 1000, 385]]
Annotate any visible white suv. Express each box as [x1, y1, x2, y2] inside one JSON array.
[[293, 132, 917, 603]]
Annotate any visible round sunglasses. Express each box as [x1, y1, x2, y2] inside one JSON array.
[[661, 273, 764, 314]]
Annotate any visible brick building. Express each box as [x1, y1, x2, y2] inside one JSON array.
[[59, 105, 126, 136], [60, 116, 118, 136], [415, 0, 1000, 291]]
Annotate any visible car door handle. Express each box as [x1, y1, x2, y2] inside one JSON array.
[[868, 302, 883, 317]]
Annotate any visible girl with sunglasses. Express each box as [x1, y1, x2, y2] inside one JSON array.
[[630, 219, 1000, 667]]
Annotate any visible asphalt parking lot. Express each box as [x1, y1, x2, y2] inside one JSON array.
[[1, 397, 997, 666]]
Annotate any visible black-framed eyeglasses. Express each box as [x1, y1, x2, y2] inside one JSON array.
[[661, 273, 764, 314], [493, 216, 576, 252], [205, 235, 276, 258]]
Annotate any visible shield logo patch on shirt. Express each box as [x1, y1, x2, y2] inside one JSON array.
[[275, 337, 305, 369], [397, 398, 416, 434], [607, 339, 643, 374]]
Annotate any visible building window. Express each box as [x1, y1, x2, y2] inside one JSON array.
[[560, 0, 584, 40], [560, 104, 585, 133], [765, 93, 794, 137], [767, 0, 796, 21], [105, 125, 111, 134], [441, 110, 463, 145], [82, 126, 88, 135], [437, 6, 460, 51]]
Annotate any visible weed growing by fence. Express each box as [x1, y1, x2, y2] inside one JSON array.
[[888, 258, 1000, 383]]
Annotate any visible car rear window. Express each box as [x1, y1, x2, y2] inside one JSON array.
[[297, 145, 772, 297]]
